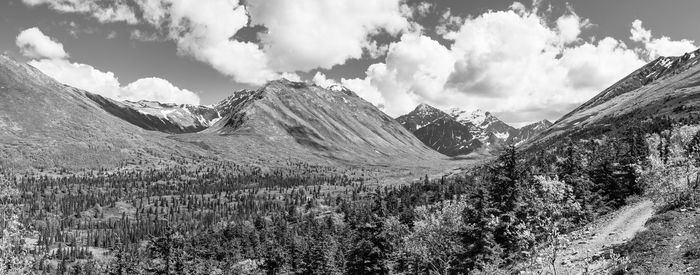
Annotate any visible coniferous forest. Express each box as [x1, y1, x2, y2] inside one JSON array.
[[2, 115, 697, 274]]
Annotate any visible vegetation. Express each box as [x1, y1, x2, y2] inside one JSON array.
[[0, 116, 690, 274]]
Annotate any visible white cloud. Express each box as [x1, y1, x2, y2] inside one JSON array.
[[341, 33, 455, 115], [122, 78, 200, 105], [135, 0, 278, 85], [15, 27, 68, 59], [246, 0, 410, 72], [29, 59, 200, 105], [18, 28, 200, 105], [344, 3, 646, 125], [24, 0, 413, 86], [22, 0, 138, 24], [312, 72, 340, 88], [630, 19, 697, 59]]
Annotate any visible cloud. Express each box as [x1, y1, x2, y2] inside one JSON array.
[[29, 59, 200, 105], [312, 72, 340, 88], [630, 19, 697, 59], [18, 28, 200, 105], [23, 0, 413, 86], [343, 3, 646, 126], [134, 0, 278, 85], [22, 0, 138, 24], [246, 0, 410, 72], [122, 78, 200, 104], [15, 27, 68, 59]]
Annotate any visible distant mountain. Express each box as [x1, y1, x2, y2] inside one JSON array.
[[396, 104, 451, 132], [413, 117, 481, 156], [86, 95, 221, 133], [510, 120, 553, 144], [529, 48, 700, 146], [396, 104, 551, 156]]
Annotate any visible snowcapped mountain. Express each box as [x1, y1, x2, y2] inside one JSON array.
[[86, 94, 221, 133], [122, 100, 221, 127], [397, 104, 551, 156], [396, 104, 451, 131]]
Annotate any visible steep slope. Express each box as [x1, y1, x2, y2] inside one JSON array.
[[190, 80, 441, 164], [445, 108, 518, 144], [396, 104, 550, 156], [413, 117, 481, 156], [396, 104, 451, 131], [510, 120, 552, 144], [531, 48, 700, 145], [86, 94, 220, 133], [0, 55, 202, 170]]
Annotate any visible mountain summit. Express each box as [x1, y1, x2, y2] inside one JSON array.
[[396, 103, 551, 156]]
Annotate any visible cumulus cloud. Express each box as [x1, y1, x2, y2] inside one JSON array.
[[15, 27, 68, 59], [29, 59, 200, 105], [630, 19, 697, 59], [343, 3, 646, 125], [133, 0, 277, 85], [22, 0, 413, 86], [18, 28, 200, 105], [22, 0, 138, 24], [312, 72, 340, 88], [246, 0, 410, 72]]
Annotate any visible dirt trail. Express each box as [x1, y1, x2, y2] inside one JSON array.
[[552, 200, 655, 274]]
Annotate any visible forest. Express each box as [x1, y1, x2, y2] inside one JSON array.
[[1, 115, 699, 274]]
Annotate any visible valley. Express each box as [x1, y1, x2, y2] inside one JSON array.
[[2, 47, 700, 274]]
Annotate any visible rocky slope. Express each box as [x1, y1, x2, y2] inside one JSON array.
[[529, 48, 700, 146], [397, 104, 551, 156]]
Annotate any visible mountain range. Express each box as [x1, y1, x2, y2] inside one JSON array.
[[0, 55, 440, 171], [3, 46, 700, 171], [396, 104, 552, 156]]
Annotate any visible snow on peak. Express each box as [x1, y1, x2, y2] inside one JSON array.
[[444, 108, 488, 127], [328, 84, 345, 92]]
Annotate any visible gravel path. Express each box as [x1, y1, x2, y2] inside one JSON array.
[[553, 200, 655, 274]]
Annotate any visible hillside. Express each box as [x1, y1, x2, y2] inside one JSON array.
[[0, 55, 204, 170], [189, 80, 442, 165], [530, 49, 700, 146]]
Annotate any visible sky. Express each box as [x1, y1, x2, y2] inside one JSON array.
[[1, 0, 699, 127]]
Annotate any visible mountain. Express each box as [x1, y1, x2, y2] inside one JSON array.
[[413, 117, 481, 156], [86, 94, 220, 133], [396, 104, 551, 156], [187, 80, 442, 164], [396, 103, 451, 131], [530, 48, 700, 146], [510, 120, 553, 144], [0, 55, 205, 170], [0, 55, 441, 171]]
